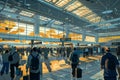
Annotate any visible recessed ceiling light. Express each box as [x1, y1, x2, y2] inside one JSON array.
[[102, 10, 113, 14]]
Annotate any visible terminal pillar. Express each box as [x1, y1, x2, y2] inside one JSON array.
[[34, 15, 40, 35], [95, 35, 99, 43], [31, 40, 34, 48], [82, 31, 86, 42], [65, 27, 70, 38]]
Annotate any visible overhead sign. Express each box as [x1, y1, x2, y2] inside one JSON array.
[[60, 38, 71, 42]]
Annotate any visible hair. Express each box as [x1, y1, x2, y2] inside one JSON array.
[[32, 47, 37, 52], [5, 50, 9, 53], [74, 47, 77, 51], [105, 47, 110, 52]]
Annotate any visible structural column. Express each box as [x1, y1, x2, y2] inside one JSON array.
[[32, 15, 40, 47], [82, 30, 86, 42], [34, 15, 40, 35], [95, 35, 99, 43], [65, 27, 70, 38]]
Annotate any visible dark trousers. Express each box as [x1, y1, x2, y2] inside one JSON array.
[[71, 63, 78, 77], [30, 72, 40, 80], [104, 77, 117, 80], [1, 62, 9, 74], [10, 62, 19, 79]]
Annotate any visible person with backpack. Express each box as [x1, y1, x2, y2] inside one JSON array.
[[9, 47, 20, 80], [101, 47, 120, 80], [70, 47, 80, 79], [26, 47, 41, 80]]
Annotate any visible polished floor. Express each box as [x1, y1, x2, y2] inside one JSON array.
[[0, 55, 104, 80]]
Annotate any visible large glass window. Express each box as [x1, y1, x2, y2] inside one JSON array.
[[68, 33, 82, 41], [99, 36, 120, 42], [39, 27, 66, 39], [85, 36, 95, 42]]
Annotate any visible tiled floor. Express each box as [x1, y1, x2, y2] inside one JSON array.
[[0, 55, 104, 80]]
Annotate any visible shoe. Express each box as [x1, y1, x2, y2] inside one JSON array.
[[11, 78, 14, 80], [0, 71, 4, 76]]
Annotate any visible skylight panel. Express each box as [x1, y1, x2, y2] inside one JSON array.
[[54, 21, 63, 25], [45, 0, 57, 3], [72, 27, 79, 30], [89, 17, 101, 23], [72, 6, 92, 17], [65, 1, 82, 11], [55, 0, 71, 7], [45, 0, 51, 2], [85, 14, 96, 20], [40, 16, 51, 21], [19, 11, 34, 17]]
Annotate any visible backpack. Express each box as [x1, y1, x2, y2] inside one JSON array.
[[30, 54, 39, 70], [105, 56, 116, 70], [8, 52, 15, 61], [71, 54, 79, 64]]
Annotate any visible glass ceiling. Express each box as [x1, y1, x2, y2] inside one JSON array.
[[19, 10, 35, 17], [44, 0, 112, 27]]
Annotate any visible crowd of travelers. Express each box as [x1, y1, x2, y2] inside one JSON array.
[[0, 46, 120, 80]]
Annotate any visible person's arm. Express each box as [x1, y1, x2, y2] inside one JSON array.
[[114, 56, 120, 78], [100, 56, 105, 70], [0, 55, 3, 64]]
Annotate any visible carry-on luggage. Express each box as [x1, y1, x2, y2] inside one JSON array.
[[23, 75, 29, 80], [74, 67, 82, 78], [16, 68, 23, 77], [23, 71, 29, 80]]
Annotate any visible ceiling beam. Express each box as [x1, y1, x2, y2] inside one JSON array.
[[94, 22, 120, 30], [99, 31, 120, 37], [86, 17, 120, 27]]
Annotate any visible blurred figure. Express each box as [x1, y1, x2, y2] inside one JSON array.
[[0, 48, 3, 75], [1, 49, 10, 75], [101, 47, 120, 80], [9, 47, 20, 80], [26, 47, 41, 80], [43, 47, 51, 72], [70, 48, 80, 78]]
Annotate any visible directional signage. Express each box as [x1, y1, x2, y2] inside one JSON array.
[[60, 38, 71, 41]]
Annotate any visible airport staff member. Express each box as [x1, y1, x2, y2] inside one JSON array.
[[101, 47, 120, 80]]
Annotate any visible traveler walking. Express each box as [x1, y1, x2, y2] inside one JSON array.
[[9, 47, 20, 80], [26, 47, 41, 80], [70, 48, 80, 79], [101, 47, 120, 80], [1, 49, 10, 75]]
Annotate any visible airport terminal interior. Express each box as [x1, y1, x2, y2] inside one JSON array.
[[0, 0, 120, 80]]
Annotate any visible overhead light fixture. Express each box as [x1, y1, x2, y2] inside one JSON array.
[[102, 10, 113, 14], [54, 21, 63, 25], [40, 16, 51, 21], [19, 10, 34, 17]]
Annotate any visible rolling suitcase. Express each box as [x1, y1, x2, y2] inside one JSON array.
[[23, 75, 29, 80], [23, 71, 29, 80], [75, 67, 82, 78]]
